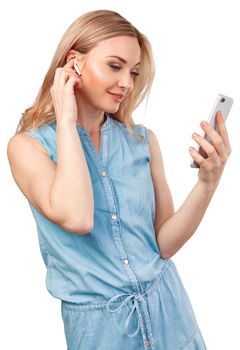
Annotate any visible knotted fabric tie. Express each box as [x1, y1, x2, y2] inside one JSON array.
[[106, 292, 145, 337]]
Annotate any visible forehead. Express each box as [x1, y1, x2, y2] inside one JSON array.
[[90, 36, 141, 63]]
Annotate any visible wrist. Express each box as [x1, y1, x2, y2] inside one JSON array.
[[56, 118, 77, 129], [197, 180, 218, 196], [197, 179, 218, 195]]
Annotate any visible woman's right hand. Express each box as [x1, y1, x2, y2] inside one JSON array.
[[50, 58, 82, 125]]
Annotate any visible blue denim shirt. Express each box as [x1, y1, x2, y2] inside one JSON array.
[[25, 113, 166, 304]]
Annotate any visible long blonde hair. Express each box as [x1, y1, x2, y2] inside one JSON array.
[[16, 10, 155, 141]]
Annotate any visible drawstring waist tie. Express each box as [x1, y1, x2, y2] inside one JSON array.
[[106, 260, 170, 339], [106, 292, 146, 337]]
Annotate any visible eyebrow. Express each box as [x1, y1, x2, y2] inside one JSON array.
[[106, 55, 140, 66]]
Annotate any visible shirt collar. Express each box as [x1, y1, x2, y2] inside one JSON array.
[[76, 112, 113, 134]]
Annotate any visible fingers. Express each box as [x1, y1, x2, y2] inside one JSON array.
[[58, 68, 80, 87], [191, 133, 220, 167], [215, 111, 232, 154], [190, 111, 231, 167], [189, 147, 208, 168], [199, 117, 225, 158], [52, 59, 81, 90], [65, 74, 81, 91], [63, 57, 75, 69]]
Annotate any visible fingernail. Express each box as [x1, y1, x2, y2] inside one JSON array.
[[201, 121, 208, 127]]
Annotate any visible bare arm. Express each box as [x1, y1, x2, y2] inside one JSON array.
[[50, 119, 94, 231], [156, 181, 215, 259], [154, 112, 231, 259], [149, 129, 210, 259], [7, 58, 94, 234], [148, 129, 175, 238], [7, 127, 94, 233], [49, 56, 94, 231]]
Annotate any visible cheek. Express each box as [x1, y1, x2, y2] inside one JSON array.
[[84, 65, 111, 90]]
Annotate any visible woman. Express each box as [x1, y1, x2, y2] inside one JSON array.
[[7, 9, 231, 350]]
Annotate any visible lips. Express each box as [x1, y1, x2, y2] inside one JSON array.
[[107, 91, 125, 101]]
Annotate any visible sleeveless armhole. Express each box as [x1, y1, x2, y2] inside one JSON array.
[[23, 123, 56, 162], [145, 127, 150, 144], [24, 131, 50, 157], [143, 126, 151, 162], [133, 123, 151, 162]]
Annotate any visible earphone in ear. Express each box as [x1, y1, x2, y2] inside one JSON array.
[[73, 58, 82, 76]]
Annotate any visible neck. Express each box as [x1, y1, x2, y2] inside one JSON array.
[[75, 93, 106, 133]]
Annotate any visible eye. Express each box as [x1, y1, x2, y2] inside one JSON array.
[[109, 64, 121, 70], [109, 64, 139, 77], [131, 71, 139, 76]]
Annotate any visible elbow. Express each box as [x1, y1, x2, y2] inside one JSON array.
[[161, 253, 172, 260], [159, 247, 173, 260], [60, 217, 94, 234], [161, 248, 178, 260]]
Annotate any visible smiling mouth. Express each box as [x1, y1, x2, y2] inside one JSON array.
[[107, 91, 125, 101]]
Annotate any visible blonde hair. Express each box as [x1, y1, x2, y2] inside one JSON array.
[[16, 10, 155, 141]]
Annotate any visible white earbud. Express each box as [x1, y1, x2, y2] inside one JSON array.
[[73, 58, 81, 76]]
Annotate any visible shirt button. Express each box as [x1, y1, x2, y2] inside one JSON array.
[[111, 214, 117, 220], [101, 171, 107, 176], [122, 259, 129, 265]]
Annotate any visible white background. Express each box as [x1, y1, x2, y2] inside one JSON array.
[[1, 0, 239, 349]]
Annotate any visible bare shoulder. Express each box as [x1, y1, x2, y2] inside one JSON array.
[[147, 127, 166, 182], [7, 132, 49, 161], [7, 132, 56, 218], [148, 128, 164, 164]]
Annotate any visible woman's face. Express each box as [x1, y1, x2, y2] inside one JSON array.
[[75, 35, 141, 113]]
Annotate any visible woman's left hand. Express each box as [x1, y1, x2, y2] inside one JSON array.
[[189, 111, 232, 191]]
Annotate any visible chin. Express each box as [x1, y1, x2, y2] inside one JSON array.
[[103, 104, 121, 114]]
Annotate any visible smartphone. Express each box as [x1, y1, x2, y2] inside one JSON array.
[[190, 94, 233, 168]]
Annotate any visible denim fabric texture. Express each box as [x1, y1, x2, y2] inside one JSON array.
[[25, 113, 207, 349]]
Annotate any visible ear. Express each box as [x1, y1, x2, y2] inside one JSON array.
[[66, 49, 85, 63], [66, 49, 77, 63]]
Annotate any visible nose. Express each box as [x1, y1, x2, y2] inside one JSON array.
[[117, 73, 134, 93]]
